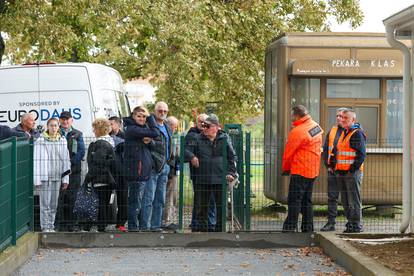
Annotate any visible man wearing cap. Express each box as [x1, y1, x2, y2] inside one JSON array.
[[185, 114, 237, 232], [185, 113, 217, 231], [56, 111, 86, 232]]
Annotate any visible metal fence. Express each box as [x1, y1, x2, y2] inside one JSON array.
[[0, 137, 33, 252], [30, 133, 402, 233]]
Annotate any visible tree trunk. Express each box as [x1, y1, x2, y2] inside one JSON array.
[[0, 33, 5, 65]]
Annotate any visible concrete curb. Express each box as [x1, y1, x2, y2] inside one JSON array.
[[40, 232, 317, 248], [318, 232, 396, 276], [0, 232, 39, 276]]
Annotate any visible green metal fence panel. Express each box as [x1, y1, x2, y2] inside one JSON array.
[[0, 139, 13, 251], [0, 137, 33, 251], [245, 133, 251, 230], [224, 124, 246, 230]]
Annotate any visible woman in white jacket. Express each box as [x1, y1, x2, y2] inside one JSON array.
[[34, 118, 71, 232]]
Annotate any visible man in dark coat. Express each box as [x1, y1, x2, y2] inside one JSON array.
[[185, 113, 216, 230], [185, 114, 237, 232], [13, 113, 41, 139], [123, 106, 160, 231], [0, 124, 24, 140], [56, 111, 86, 231]]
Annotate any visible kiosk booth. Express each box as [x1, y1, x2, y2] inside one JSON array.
[[264, 32, 404, 205]]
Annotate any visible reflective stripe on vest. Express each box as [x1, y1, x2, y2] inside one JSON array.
[[335, 129, 364, 171], [327, 126, 338, 164]]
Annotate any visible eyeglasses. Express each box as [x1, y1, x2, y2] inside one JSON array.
[[157, 109, 168, 114], [202, 123, 212, 129]]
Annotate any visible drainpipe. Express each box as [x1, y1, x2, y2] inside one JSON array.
[[385, 25, 412, 233]]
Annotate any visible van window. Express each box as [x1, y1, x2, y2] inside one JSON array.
[[116, 92, 129, 117]]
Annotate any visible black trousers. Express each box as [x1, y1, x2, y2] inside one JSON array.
[[116, 176, 128, 226], [94, 185, 112, 231], [283, 174, 315, 232], [194, 184, 223, 232], [327, 171, 339, 224], [56, 172, 81, 230]]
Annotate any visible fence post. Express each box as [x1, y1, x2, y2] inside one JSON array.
[[10, 137, 17, 245], [178, 135, 185, 232], [245, 133, 251, 230], [29, 138, 34, 231], [222, 139, 228, 232]]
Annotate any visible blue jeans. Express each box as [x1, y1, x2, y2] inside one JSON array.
[[127, 181, 146, 231], [140, 165, 170, 230]]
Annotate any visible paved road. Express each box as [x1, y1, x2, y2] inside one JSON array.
[[14, 247, 347, 276]]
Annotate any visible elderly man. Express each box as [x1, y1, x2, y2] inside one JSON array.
[[335, 109, 366, 233], [56, 111, 86, 232], [185, 113, 216, 231], [320, 107, 348, 232], [13, 112, 40, 138], [185, 114, 237, 232], [282, 105, 323, 233], [162, 116, 180, 230], [141, 101, 173, 231]]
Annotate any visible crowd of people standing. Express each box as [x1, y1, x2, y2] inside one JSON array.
[[0, 101, 237, 233]]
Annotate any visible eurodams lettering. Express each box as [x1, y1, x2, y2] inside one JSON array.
[[0, 108, 81, 123]]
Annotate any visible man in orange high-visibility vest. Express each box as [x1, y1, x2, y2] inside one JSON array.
[[335, 109, 366, 233], [282, 105, 323, 233], [320, 107, 348, 232]]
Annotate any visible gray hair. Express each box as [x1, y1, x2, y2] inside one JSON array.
[[166, 116, 179, 126], [336, 107, 348, 113], [20, 112, 34, 123], [343, 109, 356, 119]]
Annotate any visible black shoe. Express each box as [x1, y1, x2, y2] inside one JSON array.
[[163, 223, 178, 231], [150, 228, 163, 232], [343, 228, 352, 233], [348, 228, 363, 233], [320, 223, 335, 232]]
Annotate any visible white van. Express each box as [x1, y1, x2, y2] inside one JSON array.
[[0, 62, 130, 135]]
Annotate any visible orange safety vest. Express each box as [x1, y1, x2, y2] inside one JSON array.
[[327, 126, 338, 165], [335, 129, 364, 172], [282, 115, 323, 179]]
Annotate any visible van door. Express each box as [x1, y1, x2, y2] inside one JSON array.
[[38, 66, 93, 134]]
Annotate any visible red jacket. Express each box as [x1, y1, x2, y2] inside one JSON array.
[[282, 115, 323, 179]]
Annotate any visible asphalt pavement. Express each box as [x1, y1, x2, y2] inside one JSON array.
[[13, 247, 348, 276]]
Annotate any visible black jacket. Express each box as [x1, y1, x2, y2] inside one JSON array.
[[60, 127, 85, 174], [184, 126, 202, 180], [185, 130, 237, 185], [123, 116, 160, 182], [13, 123, 40, 139], [0, 125, 25, 140], [149, 115, 173, 173], [85, 139, 117, 188]]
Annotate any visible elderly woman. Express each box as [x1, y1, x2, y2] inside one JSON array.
[[34, 118, 71, 232], [84, 118, 117, 232]]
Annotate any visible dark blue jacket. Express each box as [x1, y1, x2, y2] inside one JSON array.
[[149, 115, 173, 173], [123, 115, 160, 182], [0, 125, 25, 140], [13, 123, 41, 139], [60, 127, 85, 174], [344, 123, 366, 173]]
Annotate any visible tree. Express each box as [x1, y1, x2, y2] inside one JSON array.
[[0, 0, 363, 122]]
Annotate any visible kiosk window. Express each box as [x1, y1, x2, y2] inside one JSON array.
[[354, 107, 378, 144], [386, 80, 403, 147], [327, 79, 380, 99], [291, 78, 320, 123]]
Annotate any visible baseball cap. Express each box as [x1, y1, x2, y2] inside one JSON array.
[[59, 111, 72, 119], [204, 114, 219, 125]]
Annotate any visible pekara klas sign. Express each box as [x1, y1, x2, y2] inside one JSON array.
[[290, 58, 403, 76]]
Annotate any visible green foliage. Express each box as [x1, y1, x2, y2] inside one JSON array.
[[0, 0, 363, 121]]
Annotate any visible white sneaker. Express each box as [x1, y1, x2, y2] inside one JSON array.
[[89, 226, 99, 233]]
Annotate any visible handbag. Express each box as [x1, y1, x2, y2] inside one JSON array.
[[73, 182, 99, 222]]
